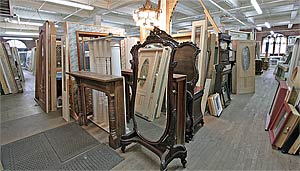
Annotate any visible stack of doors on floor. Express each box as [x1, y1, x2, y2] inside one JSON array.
[[34, 21, 58, 113], [0, 42, 24, 95], [265, 37, 300, 155]]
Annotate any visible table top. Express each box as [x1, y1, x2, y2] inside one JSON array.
[[67, 71, 123, 83]]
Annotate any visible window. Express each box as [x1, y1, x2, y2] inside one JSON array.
[[261, 33, 287, 55]]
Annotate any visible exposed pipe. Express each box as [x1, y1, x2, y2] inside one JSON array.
[[207, 0, 247, 26], [176, 0, 288, 22]]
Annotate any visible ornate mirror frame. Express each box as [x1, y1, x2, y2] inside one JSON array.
[[120, 27, 187, 171]]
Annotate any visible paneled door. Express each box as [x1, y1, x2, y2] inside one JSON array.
[[236, 40, 256, 94], [135, 47, 170, 121]]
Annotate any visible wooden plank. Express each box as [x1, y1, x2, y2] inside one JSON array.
[[201, 79, 211, 114], [0, 43, 18, 93], [288, 135, 300, 154], [207, 33, 216, 79], [0, 60, 9, 94], [191, 20, 208, 87], [62, 22, 70, 121], [198, 0, 221, 34], [4, 44, 23, 92], [11, 47, 25, 82], [50, 22, 57, 111]]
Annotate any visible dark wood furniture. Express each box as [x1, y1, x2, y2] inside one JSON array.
[[120, 27, 187, 171], [173, 42, 203, 142], [122, 70, 187, 144], [67, 71, 125, 149], [215, 33, 232, 107], [122, 39, 203, 143], [255, 59, 263, 75]]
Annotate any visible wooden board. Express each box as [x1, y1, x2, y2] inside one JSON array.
[[35, 21, 57, 113], [191, 20, 208, 87], [201, 79, 211, 114], [4, 44, 23, 92], [0, 43, 18, 94], [234, 40, 256, 94], [288, 135, 300, 154], [50, 22, 57, 111], [0, 61, 9, 94], [172, 32, 191, 43], [62, 23, 70, 121], [287, 38, 300, 87], [207, 33, 216, 79], [11, 47, 25, 82]]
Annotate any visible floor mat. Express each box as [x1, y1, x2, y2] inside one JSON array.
[[44, 123, 99, 162], [59, 144, 124, 170], [1, 123, 124, 170], [1, 133, 60, 170]]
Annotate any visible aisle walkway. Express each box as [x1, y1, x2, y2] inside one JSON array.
[[1, 68, 299, 170]]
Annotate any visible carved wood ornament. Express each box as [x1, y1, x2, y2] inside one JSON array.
[[120, 27, 187, 171]]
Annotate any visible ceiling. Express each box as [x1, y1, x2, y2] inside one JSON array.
[[0, 0, 299, 37]]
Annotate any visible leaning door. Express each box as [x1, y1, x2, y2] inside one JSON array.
[[236, 40, 256, 94], [135, 48, 163, 121]]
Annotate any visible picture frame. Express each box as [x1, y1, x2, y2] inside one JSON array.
[[208, 93, 223, 117]]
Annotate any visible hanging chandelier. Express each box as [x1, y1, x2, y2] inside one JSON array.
[[133, 0, 161, 28]]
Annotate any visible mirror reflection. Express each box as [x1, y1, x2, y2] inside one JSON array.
[[133, 45, 171, 141]]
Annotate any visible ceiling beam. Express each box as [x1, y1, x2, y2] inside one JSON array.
[[12, 0, 91, 18]]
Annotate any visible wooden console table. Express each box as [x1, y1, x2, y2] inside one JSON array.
[[67, 71, 125, 149]]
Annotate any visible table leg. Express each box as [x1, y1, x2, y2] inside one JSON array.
[[108, 95, 119, 149], [81, 86, 87, 125]]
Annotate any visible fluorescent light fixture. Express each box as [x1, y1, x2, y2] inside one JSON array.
[[5, 32, 39, 36], [270, 31, 274, 35], [38, 9, 57, 14], [9, 20, 43, 26], [3, 37, 33, 40], [251, 0, 262, 14], [288, 24, 293, 29], [265, 22, 271, 28], [256, 27, 262, 31], [45, 0, 94, 10], [291, 11, 298, 20]]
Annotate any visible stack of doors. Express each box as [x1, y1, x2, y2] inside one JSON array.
[[35, 21, 57, 113], [0, 42, 24, 94]]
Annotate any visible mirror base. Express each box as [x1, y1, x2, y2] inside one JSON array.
[[120, 130, 187, 171]]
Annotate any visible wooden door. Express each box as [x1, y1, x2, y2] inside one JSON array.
[[135, 48, 164, 121], [236, 40, 256, 94], [35, 21, 56, 113]]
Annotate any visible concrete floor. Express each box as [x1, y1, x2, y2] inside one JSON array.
[[1, 68, 299, 170]]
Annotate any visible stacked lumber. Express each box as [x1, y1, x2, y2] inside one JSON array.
[[0, 42, 24, 95]]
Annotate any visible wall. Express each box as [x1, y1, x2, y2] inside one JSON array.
[[243, 24, 300, 42]]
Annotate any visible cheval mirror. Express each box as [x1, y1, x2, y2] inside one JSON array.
[[120, 28, 187, 171]]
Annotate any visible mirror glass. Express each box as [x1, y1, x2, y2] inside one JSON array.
[[134, 45, 171, 141], [242, 46, 250, 70]]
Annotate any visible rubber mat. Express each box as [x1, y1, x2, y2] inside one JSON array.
[[1, 123, 124, 170], [59, 144, 124, 170], [44, 123, 99, 162], [1, 133, 60, 170]]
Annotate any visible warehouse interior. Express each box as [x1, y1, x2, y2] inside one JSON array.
[[0, 0, 299, 170]]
